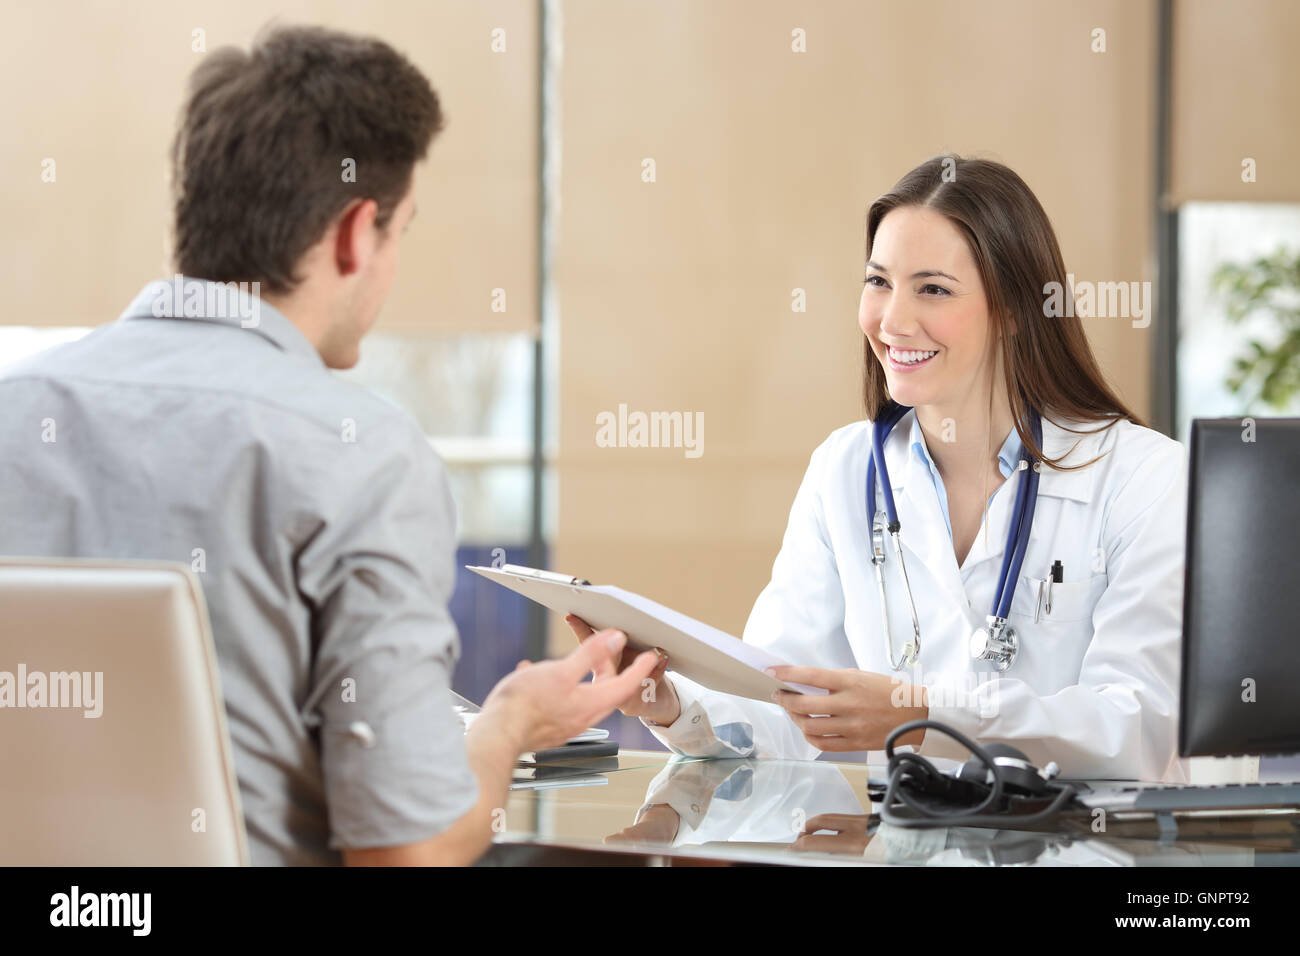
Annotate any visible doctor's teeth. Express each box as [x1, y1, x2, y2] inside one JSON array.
[[890, 348, 938, 364]]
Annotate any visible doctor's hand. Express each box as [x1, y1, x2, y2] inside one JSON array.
[[563, 614, 681, 726], [605, 805, 681, 846], [765, 666, 929, 752], [793, 813, 875, 857]]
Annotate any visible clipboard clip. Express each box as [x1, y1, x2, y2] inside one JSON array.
[[501, 564, 591, 587]]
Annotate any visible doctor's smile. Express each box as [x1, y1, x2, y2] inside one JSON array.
[[569, 153, 1190, 784], [883, 344, 940, 371]]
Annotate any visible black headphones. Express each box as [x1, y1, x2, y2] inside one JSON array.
[[870, 719, 1081, 829]]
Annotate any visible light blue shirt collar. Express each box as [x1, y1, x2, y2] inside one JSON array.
[[117, 276, 323, 367], [908, 413, 1021, 541]]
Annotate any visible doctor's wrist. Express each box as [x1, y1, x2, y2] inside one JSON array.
[[643, 687, 681, 727], [895, 685, 929, 748]]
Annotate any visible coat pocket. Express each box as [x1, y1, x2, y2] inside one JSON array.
[[1011, 572, 1108, 624]]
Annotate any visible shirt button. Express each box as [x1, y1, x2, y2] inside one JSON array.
[[346, 721, 377, 748], [691, 714, 702, 725], [691, 804, 702, 814]]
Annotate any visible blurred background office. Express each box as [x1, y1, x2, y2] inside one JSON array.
[[2, 0, 1298, 752]]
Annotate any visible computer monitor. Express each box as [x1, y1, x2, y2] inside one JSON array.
[[1180, 416, 1300, 758]]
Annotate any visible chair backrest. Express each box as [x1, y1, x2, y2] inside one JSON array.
[[0, 557, 248, 865]]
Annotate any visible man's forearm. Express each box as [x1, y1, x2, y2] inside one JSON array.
[[343, 709, 522, 866], [433, 711, 523, 864]]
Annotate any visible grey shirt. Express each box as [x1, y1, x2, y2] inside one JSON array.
[[0, 278, 479, 865]]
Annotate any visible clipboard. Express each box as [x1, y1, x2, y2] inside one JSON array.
[[467, 564, 826, 703]]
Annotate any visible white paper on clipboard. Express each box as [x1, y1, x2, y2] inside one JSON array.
[[467, 564, 827, 704]]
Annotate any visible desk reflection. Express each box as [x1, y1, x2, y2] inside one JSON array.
[[498, 752, 1279, 866], [614, 757, 862, 849], [613, 756, 1113, 864]]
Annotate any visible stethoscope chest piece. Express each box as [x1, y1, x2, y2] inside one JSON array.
[[970, 615, 1018, 671]]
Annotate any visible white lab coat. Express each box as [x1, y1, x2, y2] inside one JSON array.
[[645, 408, 1191, 783]]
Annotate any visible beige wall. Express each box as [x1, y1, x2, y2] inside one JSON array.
[[1169, 0, 1300, 203], [553, 0, 1160, 648], [1, 0, 537, 332], [5, 0, 1295, 654]]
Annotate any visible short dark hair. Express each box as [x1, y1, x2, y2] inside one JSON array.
[[170, 24, 444, 294]]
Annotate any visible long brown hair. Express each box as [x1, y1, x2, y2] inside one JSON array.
[[863, 154, 1144, 470]]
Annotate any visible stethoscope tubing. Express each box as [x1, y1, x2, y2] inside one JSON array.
[[867, 400, 910, 529], [991, 410, 1043, 619], [867, 401, 1043, 627]]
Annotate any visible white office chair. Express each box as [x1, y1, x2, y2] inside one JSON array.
[[0, 557, 248, 864]]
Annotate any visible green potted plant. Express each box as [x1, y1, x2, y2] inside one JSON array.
[[1211, 246, 1300, 412]]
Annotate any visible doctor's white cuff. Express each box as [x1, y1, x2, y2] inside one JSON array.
[[633, 759, 737, 837], [640, 674, 754, 758]]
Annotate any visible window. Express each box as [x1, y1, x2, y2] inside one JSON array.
[[1176, 202, 1300, 444], [339, 331, 550, 705]]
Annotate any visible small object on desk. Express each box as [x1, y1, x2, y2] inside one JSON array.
[[509, 773, 609, 792], [564, 727, 612, 744], [519, 739, 620, 764], [513, 758, 620, 781], [450, 689, 610, 744]]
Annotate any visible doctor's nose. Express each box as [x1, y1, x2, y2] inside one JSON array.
[[878, 295, 919, 339]]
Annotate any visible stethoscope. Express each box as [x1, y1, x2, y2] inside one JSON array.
[[866, 401, 1043, 672]]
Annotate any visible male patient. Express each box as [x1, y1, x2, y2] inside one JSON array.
[[0, 24, 659, 865]]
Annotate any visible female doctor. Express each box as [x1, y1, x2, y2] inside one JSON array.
[[568, 154, 1189, 783]]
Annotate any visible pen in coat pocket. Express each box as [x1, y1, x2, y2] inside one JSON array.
[[1046, 559, 1064, 615]]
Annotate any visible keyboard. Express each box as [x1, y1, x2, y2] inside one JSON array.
[[1075, 780, 1300, 812]]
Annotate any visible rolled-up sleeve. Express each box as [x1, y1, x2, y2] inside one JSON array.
[[295, 419, 478, 850]]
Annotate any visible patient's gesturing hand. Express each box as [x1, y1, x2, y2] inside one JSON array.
[[481, 629, 659, 752], [564, 615, 680, 727]]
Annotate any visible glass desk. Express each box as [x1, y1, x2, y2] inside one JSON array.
[[483, 750, 1300, 866]]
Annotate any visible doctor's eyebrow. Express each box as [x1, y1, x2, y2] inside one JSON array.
[[865, 261, 961, 283]]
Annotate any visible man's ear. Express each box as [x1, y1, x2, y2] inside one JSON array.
[[333, 198, 379, 277]]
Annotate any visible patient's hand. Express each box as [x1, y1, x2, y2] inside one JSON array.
[[481, 629, 658, 752]]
